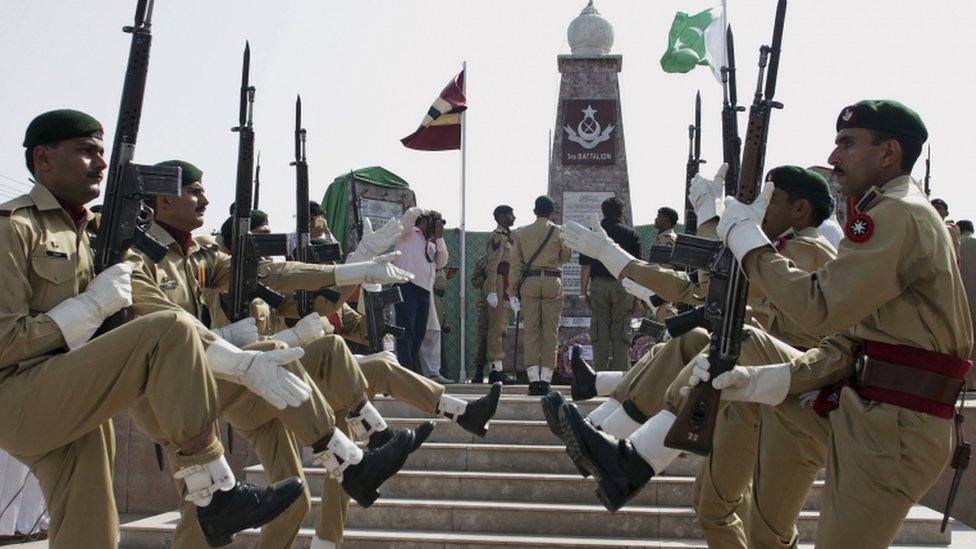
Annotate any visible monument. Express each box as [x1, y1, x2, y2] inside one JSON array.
[[546, 0, 633, 367]]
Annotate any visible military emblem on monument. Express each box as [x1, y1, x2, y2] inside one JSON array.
[[561, 99, 616, 164]]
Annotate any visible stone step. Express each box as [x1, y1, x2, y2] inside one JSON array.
[[119, 512, 709, 548], [443, 383, 573, 397], [371, 394, 604, 421], [299, 441, 703, 476], [388, 417, 563, 445], [245, 466, 827, 509]]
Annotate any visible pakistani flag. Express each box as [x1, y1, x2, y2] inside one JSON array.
[[660, 2, 728, 83]]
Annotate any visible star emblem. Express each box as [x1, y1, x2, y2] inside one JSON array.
[[845, 212, 874, 243], [582, 105, 598, 119], [850, 218, 868, 235]]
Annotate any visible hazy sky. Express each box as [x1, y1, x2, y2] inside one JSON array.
[[1, 0, 973, 233]]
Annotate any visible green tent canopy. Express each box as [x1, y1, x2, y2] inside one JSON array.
[[322, 166, 411, 257]]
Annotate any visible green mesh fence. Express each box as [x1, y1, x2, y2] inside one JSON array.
[[436, 223, 676, 381]]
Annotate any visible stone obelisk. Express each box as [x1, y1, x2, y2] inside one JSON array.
[[546, 1, 631, 358]]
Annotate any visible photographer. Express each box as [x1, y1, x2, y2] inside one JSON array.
[[393, 207, 449, 375]]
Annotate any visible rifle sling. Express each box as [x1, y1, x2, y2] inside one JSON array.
[[516, 226, 556, 298]]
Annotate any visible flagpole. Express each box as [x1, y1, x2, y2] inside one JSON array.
[[459, 60, 468, 382]]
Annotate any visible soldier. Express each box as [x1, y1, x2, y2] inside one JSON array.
[[571, 100, 973, 548], [129, 160, 433, 548], [483, 204, 518, 384], [0, 110, 305, 547], [510, 195, 572, 396], [931, 198, 961, 255], [649, 206, 681, 323], [579, 197, 642, 373]]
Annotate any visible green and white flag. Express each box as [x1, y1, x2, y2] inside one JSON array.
[[660, 1, 728, 83]]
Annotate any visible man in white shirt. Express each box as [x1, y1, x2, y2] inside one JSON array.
[[393, 207, 449, 374]]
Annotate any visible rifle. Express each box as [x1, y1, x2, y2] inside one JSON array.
[[290, 96, 341, 318], [663, 24, 745, 340], [924, 145, 931, 197], [362, 286, 406, 353], [93, 0, 181, 277], [664, 0, 788, 455], [253, 151, 261, 210], [220, 43, 289, 322], [684, 91, 706, 236]]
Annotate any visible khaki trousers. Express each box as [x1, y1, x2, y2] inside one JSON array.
[[317, 354, 446, 543], [131, 337, 337, 549], [520, 275, 563, 369], [588, 277, 633, 372], [0, 311, 222, 549], [486, 295, 511, 363], [612, 328, 709, 418]]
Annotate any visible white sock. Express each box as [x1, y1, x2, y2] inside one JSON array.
[[311, 537, 337, 549], [526, 365, 540, 382], [491, 360, 504, 372], [595, 371, 624, 396], [585, 398, 622, 428], [601, 408, 642, 438], [540, 367, 553, 383], [437, 394, 468, 420], [176, 455, 236, 507], [347, 401, 388, 442], [628, 410, 681, 473]]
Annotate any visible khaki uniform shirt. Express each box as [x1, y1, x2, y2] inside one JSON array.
[[509, 218, 571, 290], [0, 185, 99, 370], [749, 227, 837, 350], [743, 176, 974, 392], [483, 224, 514, 297], [654, 228, 678, 247], [131, 221, 340, 331]]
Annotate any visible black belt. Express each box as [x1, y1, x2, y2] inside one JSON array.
[[524, 269, 561, 278]]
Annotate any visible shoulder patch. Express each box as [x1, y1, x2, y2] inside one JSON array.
[[845, 212, 874, 243]]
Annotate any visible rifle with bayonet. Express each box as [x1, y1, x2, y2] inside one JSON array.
[[220, 43, 289, 323], [663, 0, 788, 455], [924, 146, 931, 197], [362, 286, 407, 353], [663, 24, 746, 340], [290, 95, 341, 318], [253, 151, 261, 210]]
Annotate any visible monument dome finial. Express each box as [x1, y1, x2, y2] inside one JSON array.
[[568, 0, 613, 56]]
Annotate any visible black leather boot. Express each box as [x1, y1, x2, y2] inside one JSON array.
[[196, 478, 305, 547], [368, 421, 435, 452], [488, 369, 517, 385], [540, 391, 591, 478], [457, 382, 502, 437], [559, 402, 654, 512], [328, 429, 415, 508], [570, 345, 598, 401]]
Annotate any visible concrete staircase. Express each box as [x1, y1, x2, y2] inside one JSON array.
[[120, 384, 953, 547]]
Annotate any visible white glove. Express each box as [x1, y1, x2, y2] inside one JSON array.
[[560, 214, 634, 278], [508, 296, 521, 313], [212, 318, 259, 348], [354, 350, 398, 366], [46, 263, 133, 349], [205, 338, 312, 410], [486, 292, 499, 308], [689, 163, 729, 222], [621, 278, 656, 309], [686, 354, 790, 406], [270, 313, 325, 347], [716, 182, 774, 261], [333, 251, 414, 286], [346, 217, 403, 264]]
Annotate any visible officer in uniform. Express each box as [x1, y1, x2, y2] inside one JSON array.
[[0, 110, 304, 547], [483, 205, 518, 384], [650, 207, 680, 322], [570, 100, 973, 549], [579, 197, 642, 373], [510, 196, 572, 396], [931, 198, 961, 255], [128, 160, 429, 549]]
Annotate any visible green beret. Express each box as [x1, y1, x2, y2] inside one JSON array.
[[251, 209, 269, 227], [155, 160, 203, 187], [766, 166, 834, 213], [835, 100, 927, 144], [23, 109, 104, 147], [534, 195, 556, 213]]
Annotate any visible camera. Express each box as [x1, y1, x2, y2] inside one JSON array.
[[417, 211, 445, 239]]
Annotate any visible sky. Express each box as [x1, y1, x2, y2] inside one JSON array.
[[1, 0, 974, 234]]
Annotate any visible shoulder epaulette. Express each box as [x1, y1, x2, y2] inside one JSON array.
[[856, 188, 883, 213]]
